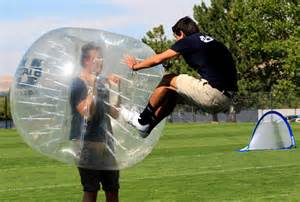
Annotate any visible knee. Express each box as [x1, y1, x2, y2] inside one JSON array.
[[155, 86, 170, 95], [170, 76, 177, 89], [162, 73, 177, 81], [158, 73, 178, 87]]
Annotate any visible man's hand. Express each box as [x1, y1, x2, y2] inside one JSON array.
[[122, 49, 179, 71], [76, 94, 94, 119], [123, 55, 138, 70], [107, 74, 120, 86]]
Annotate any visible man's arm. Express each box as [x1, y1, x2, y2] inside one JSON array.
[[76, 94, 94, 117], [107, 74, 120, 119], [124, 49, 179, 71], [75, 77, 96, 118]]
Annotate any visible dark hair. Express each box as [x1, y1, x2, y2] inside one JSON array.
[[172, 16, 199, 36], [80, 42, 101, 67]]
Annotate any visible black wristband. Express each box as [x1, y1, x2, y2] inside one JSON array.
[[132, 64, 137, 71]]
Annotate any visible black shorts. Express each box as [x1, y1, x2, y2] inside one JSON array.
[[78, 167, 120, 192]]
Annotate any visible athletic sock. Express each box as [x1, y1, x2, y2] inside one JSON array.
[[146, 114, 165, 134], [146, 119, 159, 134], [138, 103, 156, 125]]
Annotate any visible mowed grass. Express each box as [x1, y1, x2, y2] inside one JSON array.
[[1, 123, 300, 201]]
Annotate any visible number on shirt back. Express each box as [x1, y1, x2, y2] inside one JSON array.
[[199, 35, 214, 43]]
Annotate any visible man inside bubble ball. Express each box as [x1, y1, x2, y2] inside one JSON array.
[[121, 16, 238, 138], [70, 42, 120, 202]]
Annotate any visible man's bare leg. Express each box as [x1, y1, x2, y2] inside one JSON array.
[[148, 73, 177, 109], [105, 191, 119, 202], [121, 73, 178, 135], [83, 191, 97, 202], [146, 89, 178, 133], [137, 73, 178, 133]]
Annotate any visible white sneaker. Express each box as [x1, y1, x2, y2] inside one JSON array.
[[120, 107, 150, 135], [120, 106, 134, 123]]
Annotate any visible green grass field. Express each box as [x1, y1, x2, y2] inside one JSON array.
[[1, 123, 300, 201]]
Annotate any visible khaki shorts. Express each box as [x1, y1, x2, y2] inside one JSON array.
[[175, 74, 231, 113]]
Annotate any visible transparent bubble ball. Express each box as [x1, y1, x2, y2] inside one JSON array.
[[10, 28, 165, 170]]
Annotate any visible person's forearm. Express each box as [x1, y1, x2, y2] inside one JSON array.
[[131, 49, 179, 71], [132, 55, 163, 70], [108, 77, 121, 119], [76, 95, 94, 117]]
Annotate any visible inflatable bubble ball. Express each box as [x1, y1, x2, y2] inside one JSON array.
[[10, 28, 165, 170]]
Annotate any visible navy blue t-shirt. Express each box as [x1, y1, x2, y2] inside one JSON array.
[[170, 33, 238, 91], [69, 77, 113, 143]]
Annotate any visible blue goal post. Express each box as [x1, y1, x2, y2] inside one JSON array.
[[239, 110, 296, 152]]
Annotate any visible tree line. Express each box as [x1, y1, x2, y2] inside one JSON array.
[[0, 96, 11, 120]]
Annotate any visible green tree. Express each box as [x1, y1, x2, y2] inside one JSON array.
[[142, 25, 172, 54]]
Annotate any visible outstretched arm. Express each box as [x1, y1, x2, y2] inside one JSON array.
[[123, 49, 179, 71]]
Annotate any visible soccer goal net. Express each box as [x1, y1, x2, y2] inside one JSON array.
[[240, 110, 296, 152]]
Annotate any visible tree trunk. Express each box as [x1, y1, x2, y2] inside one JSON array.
[[212, 113, 219, 122]]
